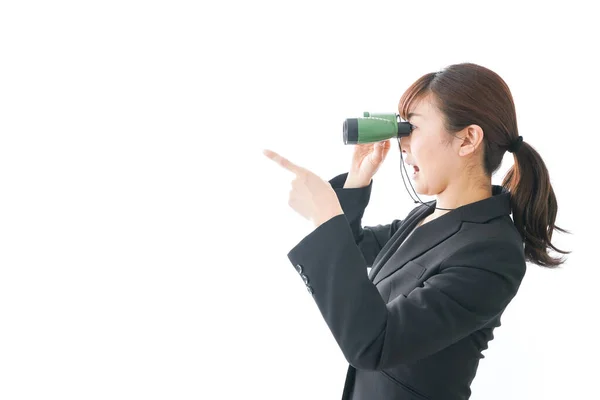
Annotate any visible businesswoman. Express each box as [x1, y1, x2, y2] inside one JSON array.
[[263, 62, 569, 400]]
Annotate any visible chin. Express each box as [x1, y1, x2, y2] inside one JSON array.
[[413, 179, 426, 195], [414, 181, 438, 198]]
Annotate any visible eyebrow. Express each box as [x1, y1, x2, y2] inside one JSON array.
[[407, 112, 422, 119]]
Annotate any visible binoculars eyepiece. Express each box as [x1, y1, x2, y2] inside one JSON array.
[[343, 112, 413, 145]]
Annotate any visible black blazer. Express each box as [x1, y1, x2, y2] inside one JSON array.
[[286, 172, 526, 400]]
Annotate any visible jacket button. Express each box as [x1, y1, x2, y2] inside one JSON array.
[[306, 285, 314, 294], [294, 264, 303, 274], [300, 274, 309, 285]]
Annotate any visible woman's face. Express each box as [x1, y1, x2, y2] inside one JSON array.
[[400, 94, 461, 196]]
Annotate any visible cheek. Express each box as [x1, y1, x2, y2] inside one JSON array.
[[415, 141, 438, 170], [416, 143, 449, 184]]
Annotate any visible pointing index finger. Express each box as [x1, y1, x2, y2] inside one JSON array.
[[263, 149, 303, 174]]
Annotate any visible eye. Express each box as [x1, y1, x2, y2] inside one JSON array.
[[410, 124, 417, 130]]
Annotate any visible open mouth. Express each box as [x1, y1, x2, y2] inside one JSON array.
[[405, 161, 420, 176]]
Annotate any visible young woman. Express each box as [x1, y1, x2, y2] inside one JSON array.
[[263, 62, 569, 400]]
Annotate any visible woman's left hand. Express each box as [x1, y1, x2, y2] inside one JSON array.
[[263, 149, 344, 228]]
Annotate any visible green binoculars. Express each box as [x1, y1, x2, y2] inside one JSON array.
[[343, 112, 413, 145]]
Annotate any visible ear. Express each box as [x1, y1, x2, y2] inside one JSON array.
[[457, 124, 484, 157]]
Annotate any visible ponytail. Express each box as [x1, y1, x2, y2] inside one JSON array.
[[501, 141, 571, 267]]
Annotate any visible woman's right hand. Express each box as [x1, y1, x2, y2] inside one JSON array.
[[347, 140, 392, 185]]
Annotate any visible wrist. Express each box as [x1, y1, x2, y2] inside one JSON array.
[[344, 177, 371, 188], [313, 209, 344, 228]]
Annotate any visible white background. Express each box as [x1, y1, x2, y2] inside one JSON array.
[[1, 1, 598, 399]]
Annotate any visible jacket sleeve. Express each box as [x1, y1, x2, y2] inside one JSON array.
[[329, 172, 402, 268], [286, 214, 526, 369]]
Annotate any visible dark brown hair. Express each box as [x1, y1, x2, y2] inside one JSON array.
[[398, 63, 570, 268]]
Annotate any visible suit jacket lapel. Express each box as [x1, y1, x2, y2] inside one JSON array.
[[367, 203, 434, 282], [369, 185, 512, 286], [372, 209, 463, 285]]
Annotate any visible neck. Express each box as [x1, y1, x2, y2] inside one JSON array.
[[432, 178, 492, 218]]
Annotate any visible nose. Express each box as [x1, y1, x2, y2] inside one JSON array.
[[399, 135, 411, 155]]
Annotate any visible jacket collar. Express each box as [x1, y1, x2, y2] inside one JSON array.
[[458, 184, 511, 223], [369, 185, 511, 285]]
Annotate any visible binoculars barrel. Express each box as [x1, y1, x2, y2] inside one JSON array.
[[343, 112, 413, 144]]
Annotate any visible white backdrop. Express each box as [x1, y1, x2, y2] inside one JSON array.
[[1, 1, 598, 399]]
